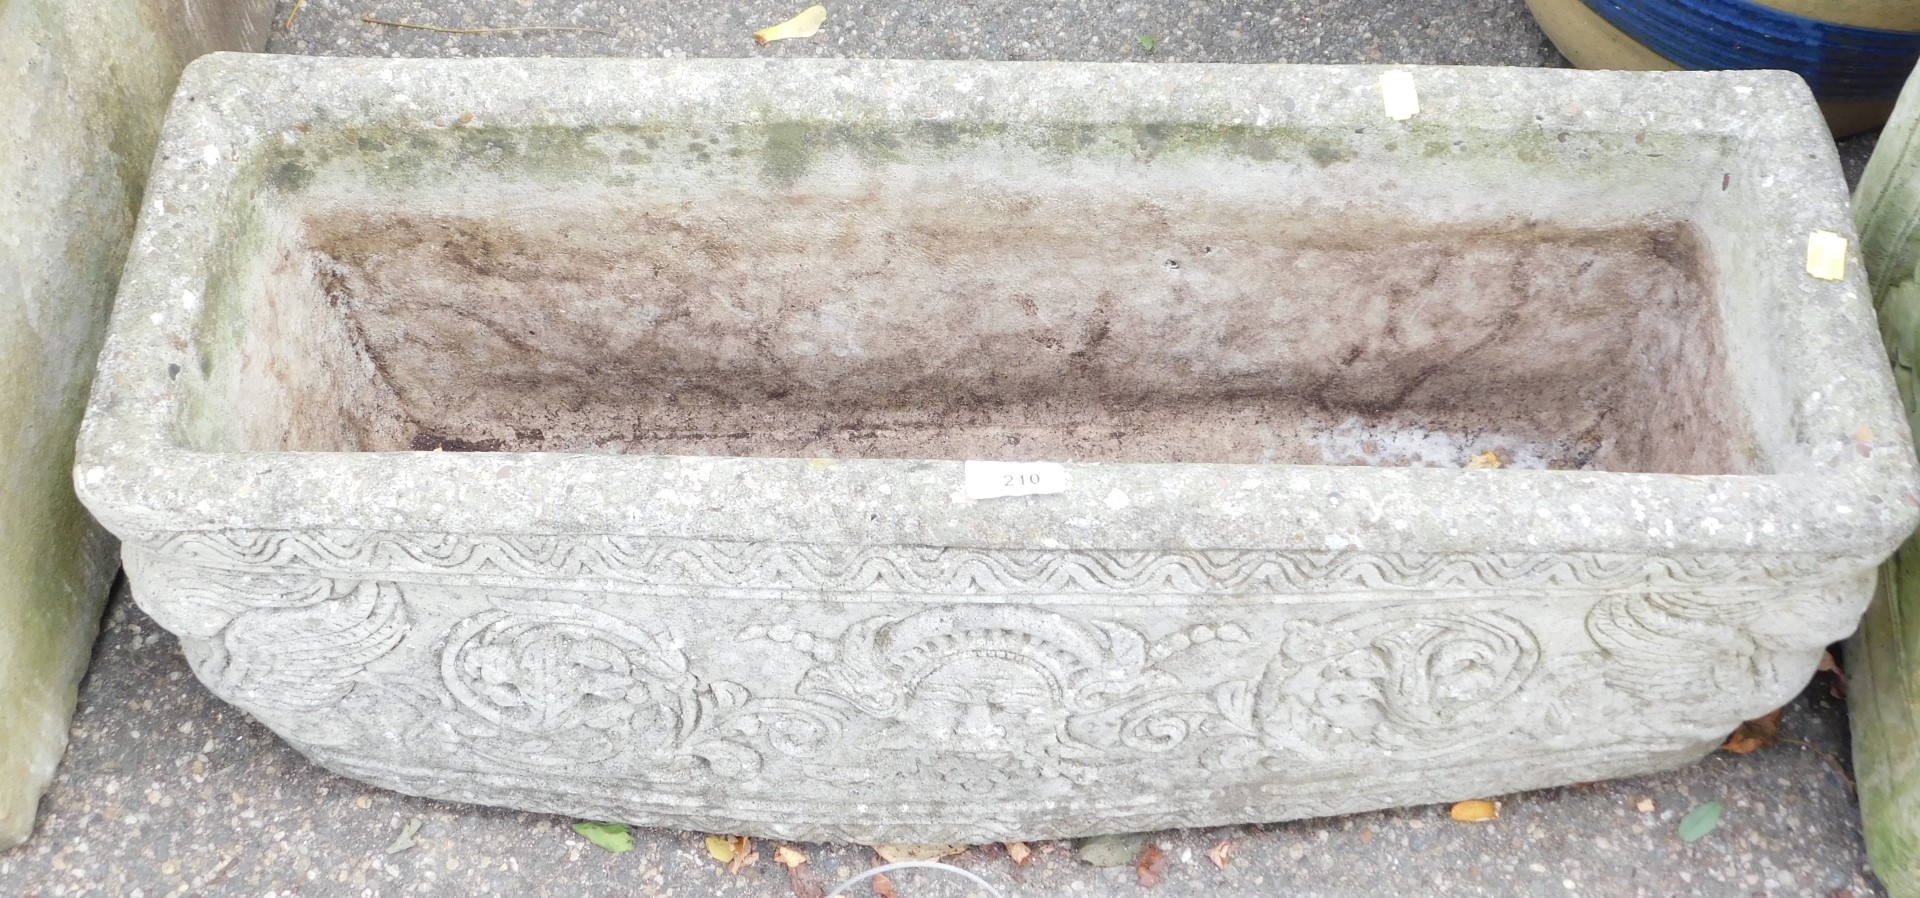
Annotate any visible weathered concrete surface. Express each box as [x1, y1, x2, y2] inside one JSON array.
[[1851, 69, 1920, 898], [0, 0, 272, 847], [0, 583, 1888, 898], [74, 56, 1920, 842]]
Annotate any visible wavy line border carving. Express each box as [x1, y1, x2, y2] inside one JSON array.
[[128, 529, 1867, 595]]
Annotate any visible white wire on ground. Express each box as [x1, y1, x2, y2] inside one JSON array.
[[826, 859, 1008, 898]]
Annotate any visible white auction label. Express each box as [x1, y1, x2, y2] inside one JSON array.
[[1380, 71, 1419, 121], [963, 460, 1070, 500]]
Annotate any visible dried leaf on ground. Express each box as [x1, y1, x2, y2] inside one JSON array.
[[707, 834, 756, 871], [1136, 35, 1158, 51], [875, 843, 967, 863], [871, 872, 897, 898], [1468, 451, 1503, 469], [1635, 797, 1656, 813], [730, 846, 759, 873], [387, 818, 424, 854], [1005, 842, 1033, 865], [1721, 708, 1783, 754], [1450, 800, 1498, 822], [788, 863, 826, 898], [1206, 839, 1235, 869], [1076, 832, 1151, 867], [1678, 801, 1723, 843], [1820, 650, 1849, 698], [1358, 830, 1375, 845], [1135, 844, 1169, 888], [571, 821, 633, 854], [774, 845, 808, 869], [753, 5, 827, 45]]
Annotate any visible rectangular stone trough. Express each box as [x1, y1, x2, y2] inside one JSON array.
[[74, 55, 1920, 843]]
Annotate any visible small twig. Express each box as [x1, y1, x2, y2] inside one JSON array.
[[283, 0, 306, 31], [360, 15, 612, 36], [1781, 737, 1857, 795]]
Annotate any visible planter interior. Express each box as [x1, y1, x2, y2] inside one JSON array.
[[254, 188, 1739, 472], [207, 119, 1747, 474]]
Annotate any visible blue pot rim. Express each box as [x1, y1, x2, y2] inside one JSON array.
[[1578, 0, 1920, 101]]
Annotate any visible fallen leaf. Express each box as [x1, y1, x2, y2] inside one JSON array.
[[871, 872, 897, 898], [1720, 708, 1783, 754], [1468, 451, 1502, 469], [1450, 800, 1498, 822], [753, 4, 826, 45], [1635, 798, 1656, 813], [387, 818, 423, 854], [875, 843, 967, 863], [707, 834, 755, 870], [1135, 844, 1169, 888], [1005, 842, 1033, 865], [1820, 650, 1849, 698], [1136, 34, 1158, 52], [774, 845, 808, 869], [1678, 801, 1723, 843], [571, 821, 633, 854], [1358, 830, 1375, 845], [730, 844, 759, 874], [1076, 832, 1151, 867], [1206, 839, 1234, 869], [788, 863, 827, 898]]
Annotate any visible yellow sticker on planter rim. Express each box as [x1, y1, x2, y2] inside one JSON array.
[[1807, 230, 1848, 280], [1380, 71, 1419, 121], [964, 461, 1070, 500]]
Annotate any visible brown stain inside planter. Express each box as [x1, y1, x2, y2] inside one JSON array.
[[244, 189, 1743, 473]]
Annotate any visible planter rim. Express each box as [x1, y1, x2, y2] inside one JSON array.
[[75, 56, 1920, 562]]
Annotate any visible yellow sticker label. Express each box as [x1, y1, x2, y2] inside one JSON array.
[[1380, 71, 1419, 121], [1807, 230, 1848, 281]]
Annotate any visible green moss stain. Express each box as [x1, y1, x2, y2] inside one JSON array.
[[250, 115, 1436, 196], [1308, 137, 1356, 168], [748, 120, 1004, 185], [234, 107, 1692, 227], [266, 158, 313, 193], [760, 121, 817, 187], [191, 193, 272, 385]]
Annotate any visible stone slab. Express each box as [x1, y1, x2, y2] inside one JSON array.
[[1851, 68, 1920, 898], [75, 56, 1920, 843], [0, 0, 271, 848]]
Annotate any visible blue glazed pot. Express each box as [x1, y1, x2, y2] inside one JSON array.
[[1526, 0, 1920, 135]]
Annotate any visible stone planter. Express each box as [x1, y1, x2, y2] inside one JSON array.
[[75, 56, 1920, 844]]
